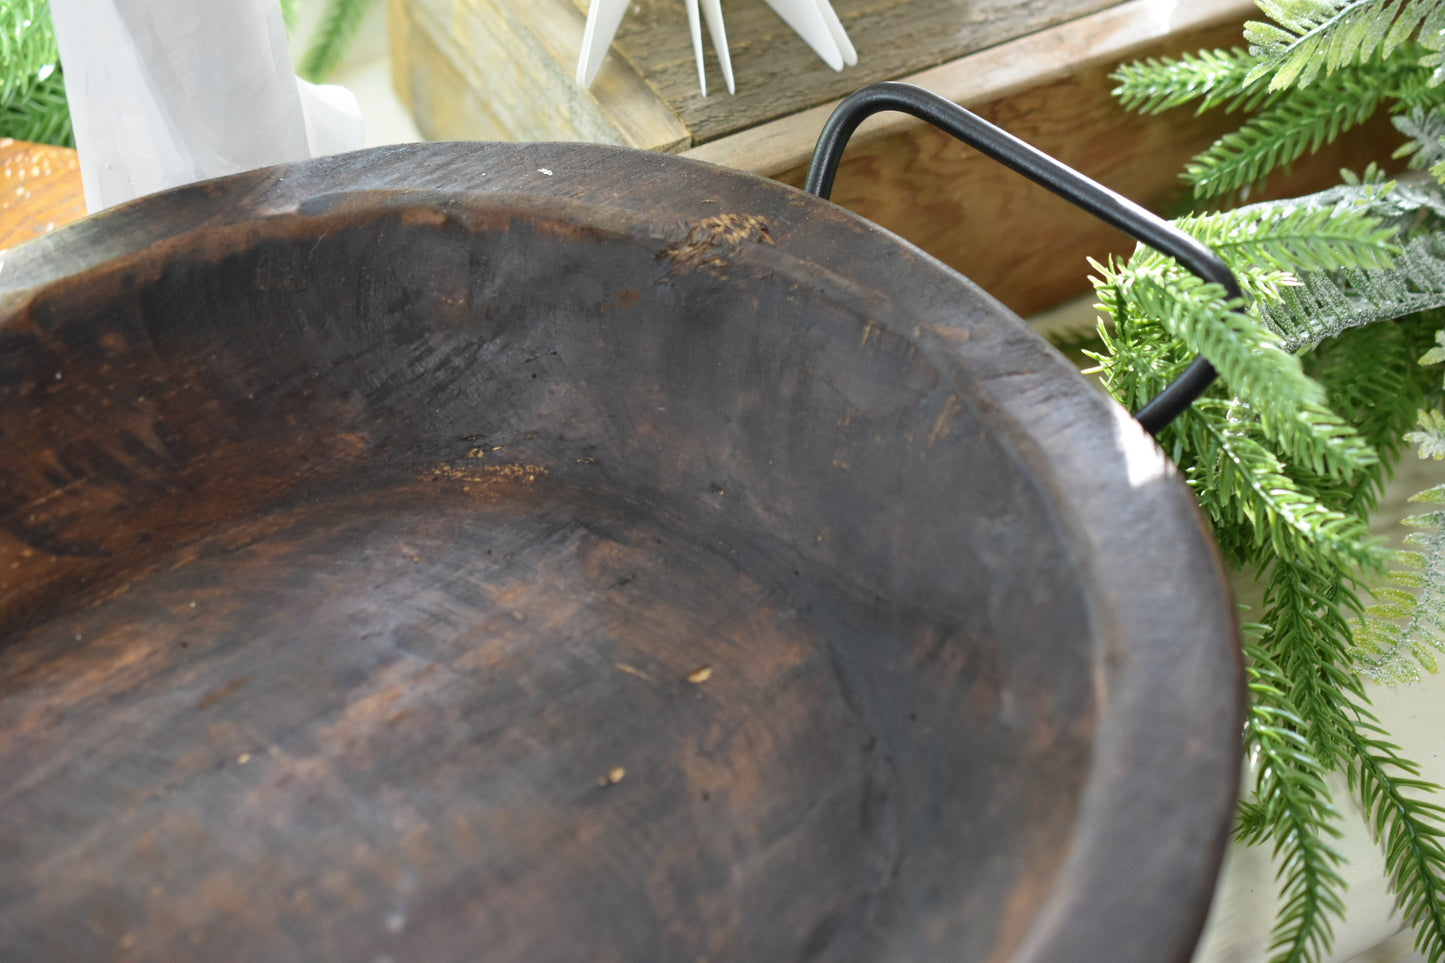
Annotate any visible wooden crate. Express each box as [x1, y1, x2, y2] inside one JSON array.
[[390, 0, 1124, 150], [389, 0, 1401, 314]]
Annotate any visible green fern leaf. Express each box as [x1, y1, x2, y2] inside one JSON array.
[[1103, 267, 1381, 479], [1354, 490, 1445, 683], [1408, 408, 1445, 457], [1245, 0, 1445, 90], [1100, 8, 1445, 957], [1305, 318, 1437, 513], [1394, 107, 1445, 174], [1168, 200, 1400, 276], [1261, 235, 1445, 351]]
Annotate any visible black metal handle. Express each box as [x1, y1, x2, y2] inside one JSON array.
[[805, 82, 1237, 436]]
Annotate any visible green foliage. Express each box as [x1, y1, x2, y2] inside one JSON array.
[[280, 0, 302, 33], [0, 0, 71, 147], [1238, 641, 1348, 963], [1342, 713, 1445, 961], [1172, 200, 1400, 274], [1244, 0, 1445, 89], [298, 0, 380, 82], [1306, 315, 1437, 505], [1413, 408, 1445, 458], [1354, 485, 1445, 681], [1184, 57, 1432, 199], [1101, 2, 1445, 959], [1268, 235, 1445, 339], [1113, 47, 1275, 116], [1394, 105, 1445, 172]]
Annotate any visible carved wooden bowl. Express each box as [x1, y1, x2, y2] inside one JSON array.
[[0, 143, 1241, 962]]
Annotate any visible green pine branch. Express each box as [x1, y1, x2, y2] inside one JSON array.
[[1184, 59, 1430, 199], [1171, 204, 1399, 275], [1260, 561, 1372, 764], [1113, 47, 1276, 116], [1102, 4, 1445, 960], [1305, 317, 1437, 514], [1239, 642, 1349, 963], [1, 0, 58, 104], [1089, 193, 1403, 483], [0, 66, 71, 147], [1341, 710, 1445, 961]]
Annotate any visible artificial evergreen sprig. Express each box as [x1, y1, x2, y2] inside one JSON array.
[[1263, 233, 1445, 348], [1098, 2, 1445, 960], [1237, 640, 1349, 963], [1088, 193, 1400, 486], [1113, 47, 1275, 116], [1394, 106, 1445, 174], [1184, 56, 1432, 199], [1341, 710, 1445, 961]]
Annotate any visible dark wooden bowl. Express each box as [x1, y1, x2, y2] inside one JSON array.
[[0, 143, 1241, 962]]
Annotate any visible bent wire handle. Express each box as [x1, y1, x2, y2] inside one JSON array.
[[804, 82, 1240, 436]]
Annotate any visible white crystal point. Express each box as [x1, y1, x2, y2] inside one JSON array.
[[576, 0, 850, 93], [701, 0, 736, 95], [576, 0, 630, 87], [685, 0, 708, 96], [760, 0, 852, 71]]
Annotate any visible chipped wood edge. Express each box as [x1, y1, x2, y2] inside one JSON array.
[[681, 0, 1257, 175]]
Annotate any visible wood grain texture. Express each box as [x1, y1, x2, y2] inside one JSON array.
[[0, 142, 1242, 962], [680, 0, 1257, 176], [705, 6, 1402, 316], [392, 0, 1125, 147], [585, 0, 1125, 144], [0, 140, 85, 251], [389, 0, 689, 151], [392, 0, 1407, 316]]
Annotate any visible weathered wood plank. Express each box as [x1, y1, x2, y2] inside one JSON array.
[[681, 0, 1257, 176], [394, 0, 1126, 147], [587, 0, 1126, 143], [684, 0, 1399, 316], [389, 0, 689, 150]]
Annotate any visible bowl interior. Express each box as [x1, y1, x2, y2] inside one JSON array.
[[0, 144, 1240, 963]]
